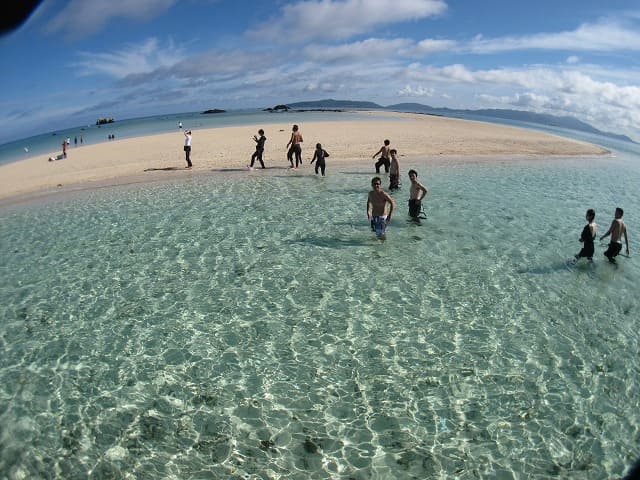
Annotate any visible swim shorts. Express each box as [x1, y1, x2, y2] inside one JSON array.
[[370, 215, 387, 236], [604, 242, 622, 261], [408, 199, 422, 218]]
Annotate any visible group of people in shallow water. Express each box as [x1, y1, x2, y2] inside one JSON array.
[[180, 124, 630, 251], [573, 207, 630, 264], [181, 125, 429, 235]]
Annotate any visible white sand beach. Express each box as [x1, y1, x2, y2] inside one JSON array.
[[0, 111, 608, 202]]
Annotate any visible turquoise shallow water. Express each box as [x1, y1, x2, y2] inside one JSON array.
[[1, 150, 639, 479]]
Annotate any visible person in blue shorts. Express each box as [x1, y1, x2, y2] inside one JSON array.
[[367, 176, 395, 237]]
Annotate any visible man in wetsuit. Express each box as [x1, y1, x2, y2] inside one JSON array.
[[250, 129, 266, 168]]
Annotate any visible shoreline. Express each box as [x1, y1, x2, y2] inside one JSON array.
[[0, 111, 609, 205]]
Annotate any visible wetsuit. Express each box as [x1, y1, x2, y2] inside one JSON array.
[[576, 223, 595, 259], [250, 135, 266, 168], [311, 149, 329, 176]]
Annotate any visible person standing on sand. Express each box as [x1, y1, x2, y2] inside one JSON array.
[[573, 209, 597, 262], [389, 149, 400, 190], [62, 140, 67, 158], [249, 129, 267, 169], [286, 124, 303, 168], [310, 143, 330, 176], [367, 177, 395, 237], [372, 139, 391, 173], [408, 169, 428, 221], [600, 207, 629, 263], [183, 130, 193, 168]]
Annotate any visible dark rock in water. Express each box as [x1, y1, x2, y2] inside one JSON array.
[[303, 437, 319, 454], [264, 104, 290, 112], [201, 109, 226, 114], [259, 439, 275, 450], [96, 117, 115, 125]]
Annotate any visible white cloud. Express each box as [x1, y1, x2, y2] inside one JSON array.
[[405, 62, 640, 139], [398, 85, 435, 97], [414, 38, 457, 53], [47, 0, 176, 38], [73, 38, 184, 78], [566, 56, 580, 64], [467, 19, 640, 53], [303, 38, 412, 62], [252, 0, 446, 42]]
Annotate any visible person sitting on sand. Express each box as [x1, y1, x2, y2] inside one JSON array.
[[408, 169, 428, 221], [600, 207, 629, 263], [249, 129, 266, 169], [367, 177, 395, 237], [286, 124, 303, 168], [574, 209, 597, 262], [310, 143, 330, 176]]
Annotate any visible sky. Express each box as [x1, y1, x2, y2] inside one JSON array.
[[1, 0, 639, 144]]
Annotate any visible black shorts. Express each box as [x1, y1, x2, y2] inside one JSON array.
[[604, 242, 622, 259], [577, 243, 595, 259], [408, 199, 421, 218]]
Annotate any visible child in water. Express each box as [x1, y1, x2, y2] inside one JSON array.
[[389, 149, 400, 190], [310, 143, 330, 176]]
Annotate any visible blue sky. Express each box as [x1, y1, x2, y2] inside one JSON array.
[[1, 0, 639, 144]]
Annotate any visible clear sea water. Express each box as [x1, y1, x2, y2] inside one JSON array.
[[1, 118, 639, 479]]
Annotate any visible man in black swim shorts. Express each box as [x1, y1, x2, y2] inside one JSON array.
[[408, 169, 428, 220]]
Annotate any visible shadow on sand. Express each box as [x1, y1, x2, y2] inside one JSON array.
[[144, 166, 183, 172]]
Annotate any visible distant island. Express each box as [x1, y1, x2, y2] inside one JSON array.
[[264, 103, 345, 113], [278, 99, 635, 144], [96, 117, 115, 125], [201, 109, 226, 114], [263, 104, 290, 112]]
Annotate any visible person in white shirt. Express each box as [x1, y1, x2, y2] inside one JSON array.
[[183, 130, 192, 168]]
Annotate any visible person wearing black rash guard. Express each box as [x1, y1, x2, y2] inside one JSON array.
[[574, 209, 597, 262], [249, 129, 266, 168], [310, 143, 329, 176]]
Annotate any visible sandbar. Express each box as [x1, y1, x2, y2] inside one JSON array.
[[0, 111, 608, 203]]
